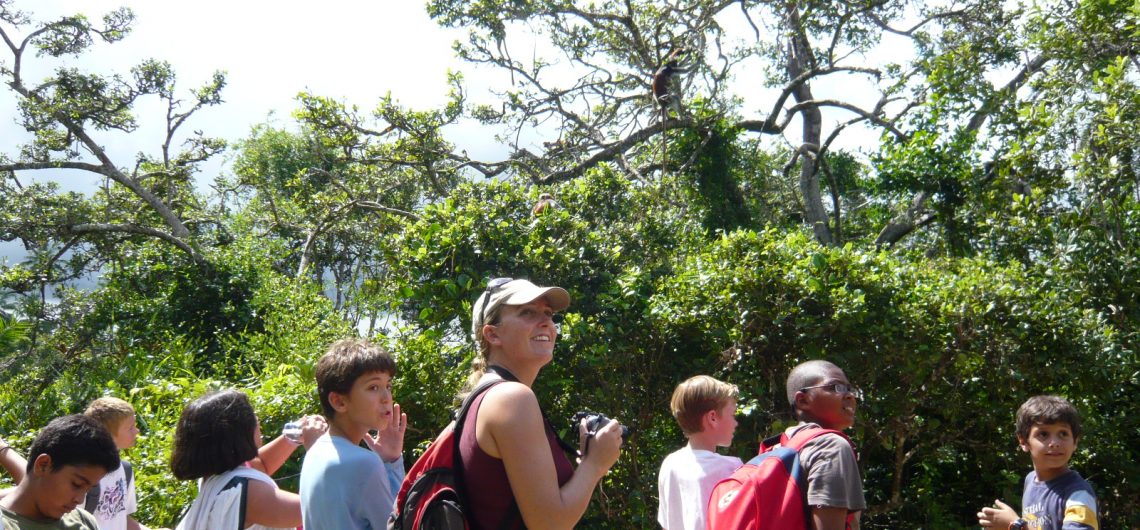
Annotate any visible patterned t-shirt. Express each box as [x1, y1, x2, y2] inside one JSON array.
[[91, 462, 136, 530], [1021, 469, 1098, 530]]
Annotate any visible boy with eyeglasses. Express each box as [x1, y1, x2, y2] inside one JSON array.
[[783, 360, 866, 530]]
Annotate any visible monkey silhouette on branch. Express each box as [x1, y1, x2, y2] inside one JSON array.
[[652, 46, 694, 179], [652, 47, 692, 119]]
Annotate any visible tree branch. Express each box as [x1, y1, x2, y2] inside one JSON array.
[[966, 54, 1048, 132], [752, 66, 882, 134], [357, 201, 420, 221], [65, 223, 202, 261], [3, 22, 193, 239], [535, 117, 695, 184], [0, 161, 112, 175], [783, 99, 908, 141], [862, 9, 970, 37], [876, 54, 1048, 249]]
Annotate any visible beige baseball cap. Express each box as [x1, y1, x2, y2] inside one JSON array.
[[471, 278, 570, 339]]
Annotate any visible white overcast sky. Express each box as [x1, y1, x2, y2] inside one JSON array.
[[1, 0, 484, 191], [0, 1, 485, 264], [1, 0, 908, 183]]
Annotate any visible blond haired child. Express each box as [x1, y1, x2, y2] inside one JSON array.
[[83, 397, 151, 530], [657, 375, 742, 530]]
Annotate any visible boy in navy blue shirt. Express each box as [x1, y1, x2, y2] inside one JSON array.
[[977, 395, 1098, 530]]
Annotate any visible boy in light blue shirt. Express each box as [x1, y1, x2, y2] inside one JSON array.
[[300, 339, 408, 530]]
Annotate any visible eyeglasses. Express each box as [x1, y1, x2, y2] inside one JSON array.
[[799, 382, 863, 400], [477, 277, 513, 326]]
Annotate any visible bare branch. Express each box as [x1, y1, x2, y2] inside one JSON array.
[[783, 99, 908, 141], [66, 223, 202, 261], [536, 117, 696, 184], [862, 9, 970, 37], [751, 66, 882, 133]]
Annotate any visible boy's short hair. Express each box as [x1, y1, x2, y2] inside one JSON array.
[[84, 397, 135, 432], [786, 360, 842, 419], [1016, 395, 1083, 441], [170, 389, 259, 480], [670, 375, 739, 435], [316, 339, 397, 419], [26, 414, 119, 475]]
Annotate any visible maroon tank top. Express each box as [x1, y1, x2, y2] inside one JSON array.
[[459, 388, 575, 530]]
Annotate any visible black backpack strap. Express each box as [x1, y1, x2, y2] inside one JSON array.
[[83, 483, 100, 513], [221, 475, 249, 530], [122, 460, 133, 488]]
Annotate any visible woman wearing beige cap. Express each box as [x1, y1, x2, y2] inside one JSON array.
[[458, 278, 624, 530]]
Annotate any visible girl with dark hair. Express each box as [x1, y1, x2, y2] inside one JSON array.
[[171, 389, 302, 530]]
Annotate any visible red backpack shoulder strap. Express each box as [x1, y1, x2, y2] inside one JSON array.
[[758, 432, 788, 453], [782, 426, 854, 453], [784, 427, 860, 530]]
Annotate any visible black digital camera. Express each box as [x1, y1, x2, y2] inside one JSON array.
[[571, 410, 631, 447]]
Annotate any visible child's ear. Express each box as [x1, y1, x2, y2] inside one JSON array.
[[1016, 436, 1029, 453], [793, 389, 810, 410], [32, 453, 53, 475], [703, 408, 719, 430], [328, 391, 349, 413]]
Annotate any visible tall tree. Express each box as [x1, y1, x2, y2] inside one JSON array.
[[0, 2, 225, 262]]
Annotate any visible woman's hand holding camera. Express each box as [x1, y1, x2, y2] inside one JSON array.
[[577, 416, 623, 475]]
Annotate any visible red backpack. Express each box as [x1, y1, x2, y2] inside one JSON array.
[[388, 379, 517, 530], [705, 427, 856, 530]]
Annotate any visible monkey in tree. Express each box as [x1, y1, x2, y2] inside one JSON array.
[[652, 47, 690, 118], [652, 46, 692, 179], [532, 193, 557, 216]]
